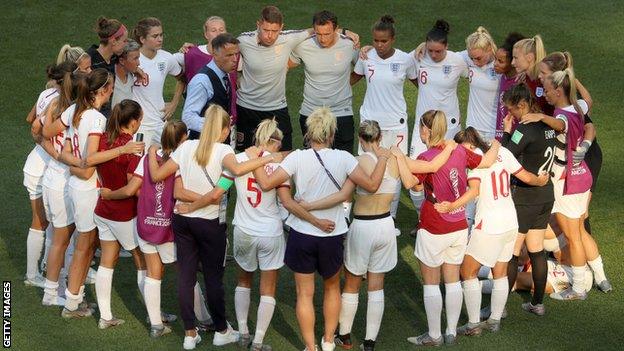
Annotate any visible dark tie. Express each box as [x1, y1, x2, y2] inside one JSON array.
[[223, 75, 230, 95]]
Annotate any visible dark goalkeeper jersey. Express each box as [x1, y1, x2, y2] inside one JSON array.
[[502, 122, 557, 204]]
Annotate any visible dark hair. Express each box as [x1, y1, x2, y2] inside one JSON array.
[[426, 19, 450, 44], [161, 121, 188, 161], [499, 32, 525, 62], [47, 61, 77, 118], [260, 6, 283, 24], [542, 51, 573, 72], [212, 33, 240, 52], [373, 15, 395, 37], [502, 83, 542, 113], [312, 10, 338, 29], [73, 68, 112, 127], [454, 127, 490, 153], [106, 100, 142, 145], [133, 17, 162, 45], [46, 61, 76, 84], [95, 16, 124, 45]]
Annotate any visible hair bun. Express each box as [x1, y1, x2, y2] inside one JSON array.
[[434, 19, 450, 34], [96, 16, 110, 30], [380, 15, 394, 24]]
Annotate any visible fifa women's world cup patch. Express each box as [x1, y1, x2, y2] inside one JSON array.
[[511, 130, 523, 144]]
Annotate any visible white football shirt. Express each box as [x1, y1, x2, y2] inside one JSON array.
[[468, 147, 522, 234], [23, 88, 59, 176], [133, 50, 182, 130], [460, 50, 500, 138], [41, 104, 74, 191], [66, 108, 106, 191], [354, 48, 417, 130]]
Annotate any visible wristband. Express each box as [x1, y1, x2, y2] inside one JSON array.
[[216, 176, 234, 191]]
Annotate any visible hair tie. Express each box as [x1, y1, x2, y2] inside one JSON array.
[[108, 24, 127, 41]]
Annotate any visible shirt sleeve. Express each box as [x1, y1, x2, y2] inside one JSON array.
[[287, 30, 312, 49], [133, 155, 146, 178], [353, 57, 365, 76], [344, 152, 359, 176], [457, 53, 469, 78], [406, 54, 418, 80], [127, 154, 141, 174], [167, 52, 183, 76], [465, 147, 483, 170], [88, 112, 105, 135], [278, 149, 298, 176], [502, 147, 523, 174], [555, 114, 569, 133], [182, 75, 213, 133], [173, 52, 185, 69], [290, 46, 303, 65]]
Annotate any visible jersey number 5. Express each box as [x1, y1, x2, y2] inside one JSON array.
[[247, 178, 262, 208]]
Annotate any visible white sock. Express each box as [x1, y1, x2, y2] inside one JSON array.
[[572, 266, 587, 294], [41, 226, 54, 272], [253, 295, 276, 344], [144, 277, 162, 326], [423, 285, 442, 339], [339, 292, 359, 335], [44, 278, 59, 297], [235, 286, 251, 335], [490, 278, 509, 321], [462, 278, 481, 324], [193, 282, 212, 322], [64, 288, 81, 311], [588, 256, 607, 284], [444, 282, 463, 336], [26, 228, 45, 279], [95, 266, 114, 320], [78, 285, 85, 303], [365, 290, 384, 341], [480, 279, 493, 294], [136, 270, 146, 299]]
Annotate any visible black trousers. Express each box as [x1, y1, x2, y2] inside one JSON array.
[[299, 114, 354, 154], [236, 104, 293, 151]]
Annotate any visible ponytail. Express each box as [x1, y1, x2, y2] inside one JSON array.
[[106, 100, 142, 145], [426, 19, 450, 44], [195, 105, 230, 167], [160, 121, 188, 161], [466, 26, 497, 56], [358, 120, 381, 144], [72, 68, 112, 128], [254, 118, 283, 147], [549, 69, 583, 117], [542, 51, 573, 73], [372, 15, 396, 38], [420, 110, 447, 147], [514, 35, 546, 79], [454, 127, 490, 153]]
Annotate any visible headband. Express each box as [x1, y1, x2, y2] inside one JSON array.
[[108, 24, 127, 41]]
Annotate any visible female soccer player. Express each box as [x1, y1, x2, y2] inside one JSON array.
[[538, 53, 611, 291], [147, 105, 279, 349], [178, 119, 287, 351], [461, 26, 499, 141], [132, 17, 185, 148], [434, 127, 548, 335], [522, 69, 593, 300], [494, 33, 524, 140], [397, 110, 499, 346], [22, 63, 74, 288], [59, 69, 113, 318], [57, 45, 92, 73], [250, 107, 392, 351], [512, 35, 550, 115], [351, 15, 417, 223], [408, 19, 468, 216], [111, 40, 141, 107], [501, 83, 557, 315]]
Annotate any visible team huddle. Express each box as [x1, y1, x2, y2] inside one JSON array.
[[22, 5, 613, 351]]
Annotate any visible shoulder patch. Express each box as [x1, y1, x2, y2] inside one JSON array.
[[511, 130, 523, 144]]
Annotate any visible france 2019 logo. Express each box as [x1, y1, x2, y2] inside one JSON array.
[[443, 65, 451, 76], [391, 63, 400, 73]]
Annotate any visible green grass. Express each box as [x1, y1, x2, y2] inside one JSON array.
[[2, 0, 624, 350]]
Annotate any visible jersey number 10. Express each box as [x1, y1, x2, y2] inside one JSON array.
[[490, 169, 510, 200]]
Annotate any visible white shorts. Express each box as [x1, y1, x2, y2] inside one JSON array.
[[70, 187, 98, 232], [415, 228, 468, 267], [23, 172, 43, 200], [344, 215, 397, 275], [42, 185, 74, 228], [466, 228, 516, 267], [358, 126, 409, 155], [233, 226, 285, 272], [551, 165, 590, 219], [94, 215, 139, 251], [546, 260, 593, 294], [137, 235, 176, 264]]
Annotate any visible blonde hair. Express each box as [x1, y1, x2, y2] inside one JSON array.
[[305, 107, 336, 145], [420, 110, 447, 147], [57, 44, 89, 65], [549, 69, 583, 117], [204, 16, 225, 30], [358, 120, 381, 143], [254, 118, 283, 147], [195, 105, 231, 167], [465, 26, 497, 56], [514, 35, 546, 79]]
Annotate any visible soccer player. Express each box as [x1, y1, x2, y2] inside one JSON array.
[[461, 26, 499, 141], [56, 45, 91, 73], [408, 19, 468, 218], [512, 35, 550, 115], [493, 32, 525, 140], [290, 10, 358, 153], [434, 127, 548, 335], [146, 105, 279, 349], [250, 107, 391, 351], [397, 110, 499, 346], [132, 17, 185, 148], [521, 69, 593, 300], [501, 83, 557, 315], [351, 15, 417, 223], [111, 40, 141, 107]]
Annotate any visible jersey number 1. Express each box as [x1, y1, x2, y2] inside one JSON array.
[[247, 178, 262, 208]]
